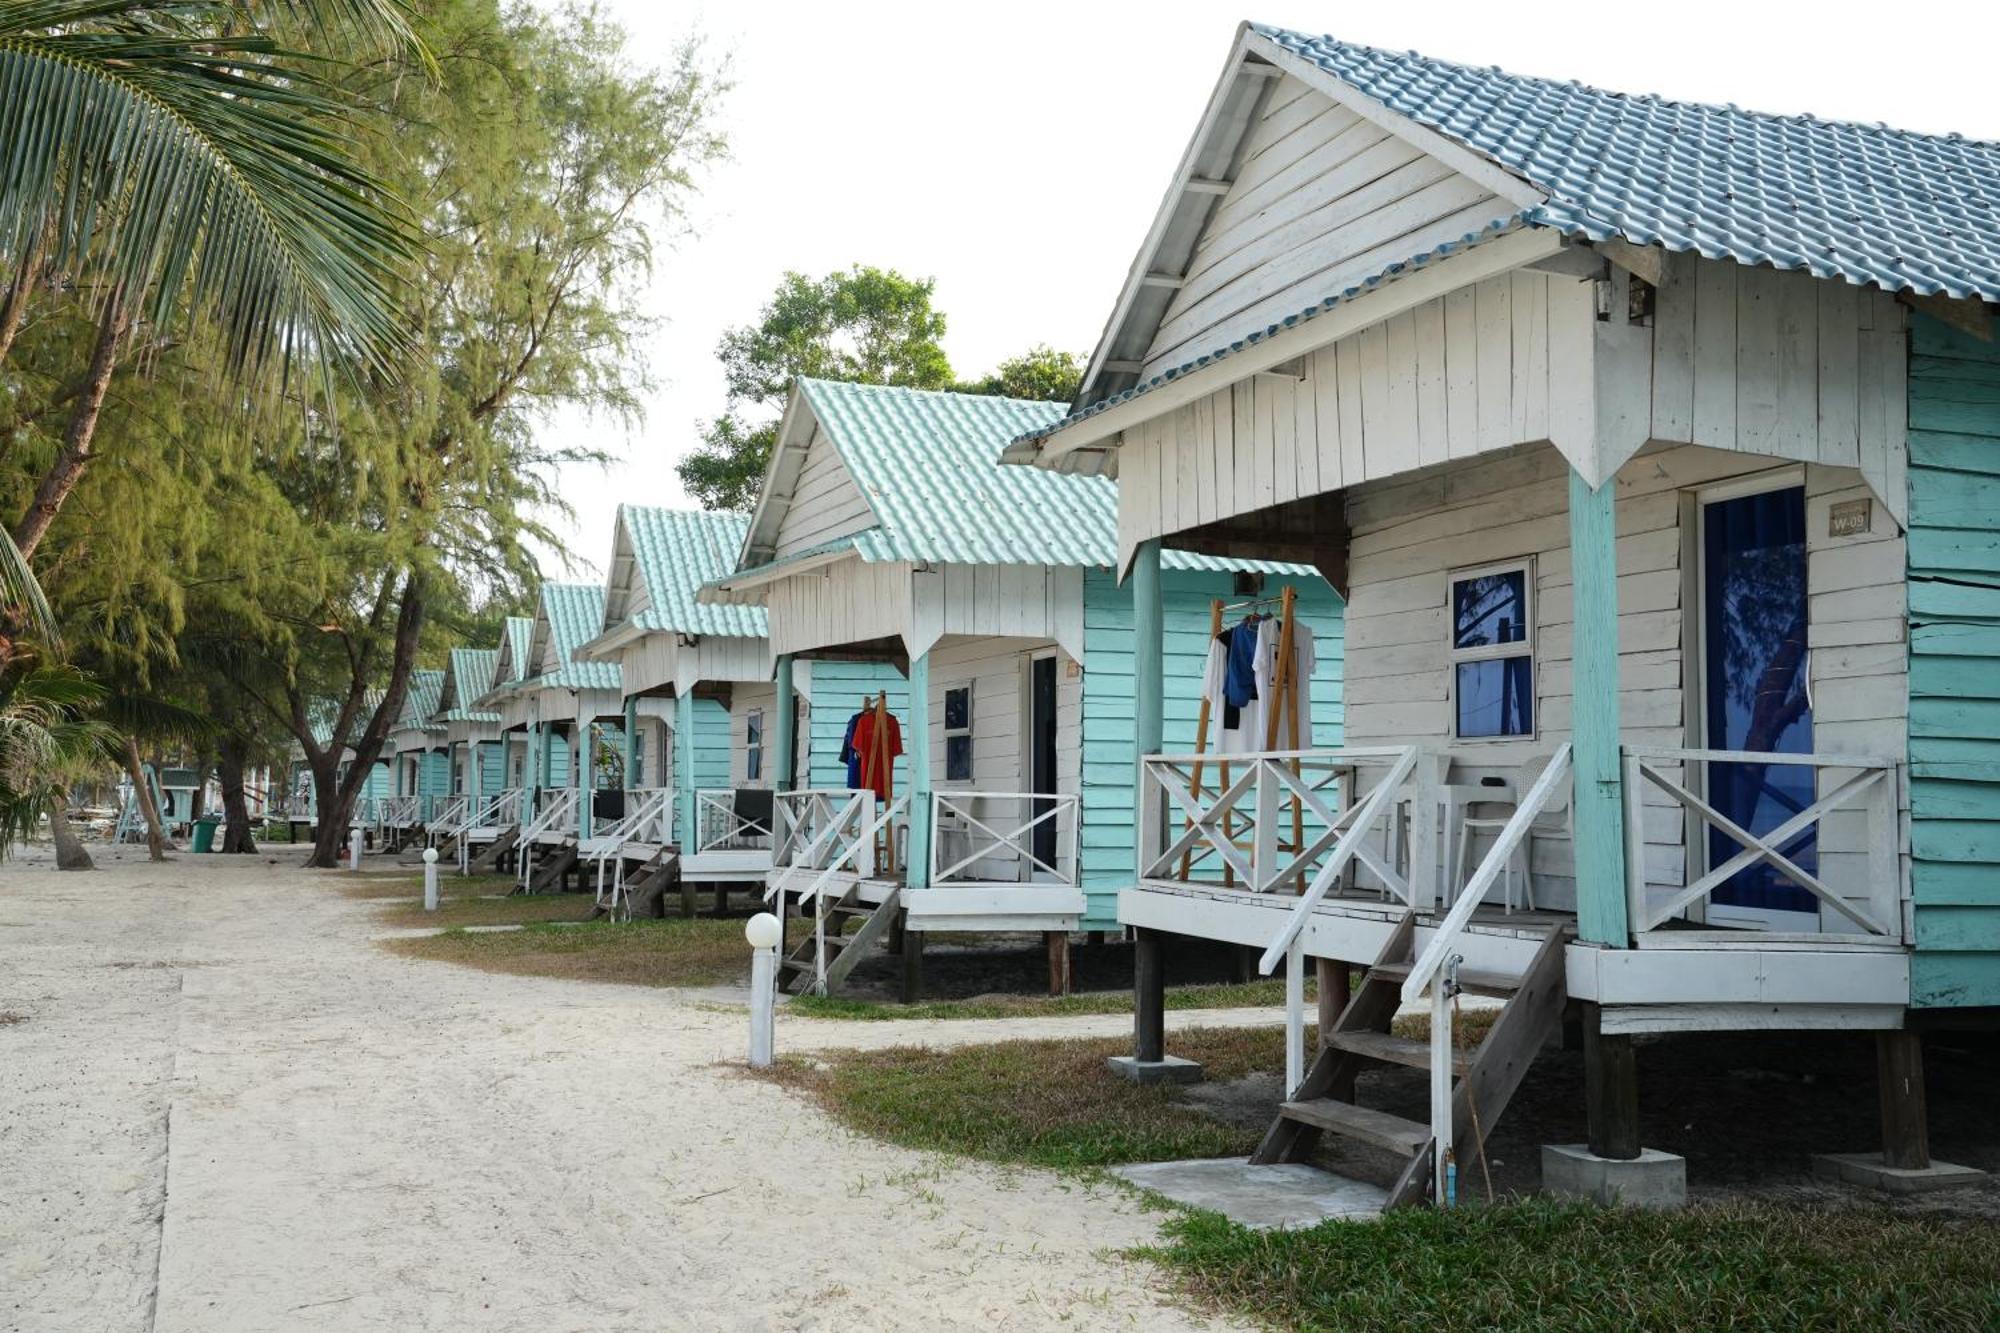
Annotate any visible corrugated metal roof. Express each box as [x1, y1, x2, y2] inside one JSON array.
[[622, 506, 767, 637], [533, 583, 621, 691], [396, 669, 445, 732], [784, 379, 1313, 575], [440, 647, 500, 723], [1025, 27, 2000, 445], [498, 616, 534, 686]]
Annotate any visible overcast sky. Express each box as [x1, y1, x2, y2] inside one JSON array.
[[530, 0, 2000, 581]]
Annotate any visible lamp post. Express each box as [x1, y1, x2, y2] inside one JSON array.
[[422, 846, 440, 912], [745, 911, 781, 1068]]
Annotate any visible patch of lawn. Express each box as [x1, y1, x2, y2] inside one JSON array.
[[339, 871, 517, 901], [1144, 1197, 2000, 1332], [384, 915, 806, 989], [762, 1026, 1290, 1170], [376, 890, 595, 929], [788, 978, 1298, 1022]]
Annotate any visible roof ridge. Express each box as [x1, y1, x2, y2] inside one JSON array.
[[1255, 24, 2000, 150], [798, 376, 1070, 413]]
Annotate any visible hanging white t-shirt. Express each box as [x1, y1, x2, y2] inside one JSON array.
[[1251, 618, 1316, 749], [1202, 629, 1262, 755]]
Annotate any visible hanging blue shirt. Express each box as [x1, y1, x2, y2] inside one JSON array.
[[1224, 619, 1261, 709], [840, 712, 864, 788]]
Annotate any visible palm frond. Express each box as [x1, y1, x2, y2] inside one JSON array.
[[0, 528, 56, 645], [0, 1, 423, 380]]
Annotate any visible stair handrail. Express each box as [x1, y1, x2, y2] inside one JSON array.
[[797, 793, 904, 910], [515, 786, 580, 890], [1398, 745, 1571, 1007], [581, 788, 672, 865], [1255, 745, 1423, 975], [764, 790, 872, 902]]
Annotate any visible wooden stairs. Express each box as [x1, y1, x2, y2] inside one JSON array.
[[466, 826, 519, 875], [1251, 911, 1569, 1207], [527, 839, 578, 894], [594, 848, 678, 920], [778, 887, 903, 996]]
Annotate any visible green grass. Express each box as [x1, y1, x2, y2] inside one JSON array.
[[374, 888, 595, 929], [384, 915, 807, 989], [763, 1026, 1284, 1169], [787, 978, 1297, 1022], [1144, 1198, 2000, 1333]]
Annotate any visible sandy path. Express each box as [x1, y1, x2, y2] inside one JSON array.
[[0, 848, 1246, 1332]]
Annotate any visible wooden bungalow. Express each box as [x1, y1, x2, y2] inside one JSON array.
[[382, 668, 448, 841], [425, 645, 507, 849], [1004, 24, 2000, 1203], [703, 378, 1344, 995]]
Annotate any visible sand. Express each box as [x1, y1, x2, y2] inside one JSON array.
[[0, 846, 1250, 1332]]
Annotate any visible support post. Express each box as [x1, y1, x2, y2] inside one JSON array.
[[622, 696, 640, 788], [900, 913, 924, 1003], [1568, 469, 1630, 946], [1876, 1030, 1931, 1170], [1132, 539, 1165, 885], [1582, 1002, 1640, 1160], [577, 717, 594, 839], [675, 690, 697, 852], [904, 648, 932, 891], [1134, 927, 1165, 1063], [772, 654, 796, 793], [524, 724, 541, 822], [1045, 930, 1071, 996]]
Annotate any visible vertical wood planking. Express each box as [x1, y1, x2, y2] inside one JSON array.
[[1294, 360, 1322, 497], [1337, 337, 1367, 486], [1444, 285, 1479, 458], [1692, 258, 1738, 448], [1816, 279, 1861, 467], [1357, 321, 1390, 477], [1510, 270, 1550, 442], [1475, 274, 1512, 451], [1313, 345, 1345, 490], [1384, 311, 1418, 468], [1650, 249, 1696, 441], [1414, 297, 1449, 466], [1772, 269, 1819, 460]]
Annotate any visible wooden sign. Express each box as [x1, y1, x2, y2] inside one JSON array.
[[1829, 498, 1872, 538]]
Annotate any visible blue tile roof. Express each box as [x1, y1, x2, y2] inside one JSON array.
[[395, 669, 445, 732], [1258, 26, 2000, 302], [532, 583, 621, 691], [1025, 28, 2000, 445], [440, 648, 500, 723]]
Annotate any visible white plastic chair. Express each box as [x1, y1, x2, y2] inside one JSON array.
[[1451, 752, 1571, 914]]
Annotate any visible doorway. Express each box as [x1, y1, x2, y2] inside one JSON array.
[[1696, 478, 1818, 930], [1028, 653, 1059, 877]]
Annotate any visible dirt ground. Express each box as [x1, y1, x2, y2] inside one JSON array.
[[0, 846, 1254, 1333]]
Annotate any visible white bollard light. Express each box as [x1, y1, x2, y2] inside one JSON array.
[[348, 824, 364, 871], [422, 847, 440, 912], [745, 911, 782, 1068]]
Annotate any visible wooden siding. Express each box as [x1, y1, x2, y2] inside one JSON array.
[[909, 563, 1086, 662], [765, 559, 912, 659], [1340, 439, 1908, 919], [1141, 75, 1516, 380], [796, 658, 911, 795], [730, 682, 776, 788], [1114, 256, 1908, 571], [418, 751, 452, 803], [1905, 313, 2000, 1008], [1079, 567, 1346, 928], [771, 423, 875, 561]]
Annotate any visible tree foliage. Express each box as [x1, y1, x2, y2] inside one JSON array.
[[676, 265, 1081, 510]]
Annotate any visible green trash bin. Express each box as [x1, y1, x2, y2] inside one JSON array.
[[191, 812, 222, 853]]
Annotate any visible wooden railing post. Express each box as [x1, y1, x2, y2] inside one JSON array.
[[1569, 467, 1631, 947]]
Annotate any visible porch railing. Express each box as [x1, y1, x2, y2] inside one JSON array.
[[1622, 747, 1904, 940], [582, 788, 675, 919], [1397, 745, 1572, 1201], [771, 789, 878, 879], [770, 792, 910, 995], [929, 790, 1079, 887], [379, 794, 423, 829], [616, 787, 673, 845], [428, 793, 470, 843], [694, 788, 773, 855], [516, 787, 580, 891], [1144, 746, 1422, 903]]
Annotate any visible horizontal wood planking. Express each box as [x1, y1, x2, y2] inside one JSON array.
[[1905, 313, 2000, 1007], [1112, 254, 1909, 572], [797, 658, 910, 795], [770, 423, 876, 562], [1077, 566, 1345, 928]]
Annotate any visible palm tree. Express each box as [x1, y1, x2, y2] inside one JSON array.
[[0, 656, 117, 865], [0, 0, 428, 560]]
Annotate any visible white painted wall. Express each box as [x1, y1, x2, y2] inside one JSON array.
[[771, 422, 876, 561]]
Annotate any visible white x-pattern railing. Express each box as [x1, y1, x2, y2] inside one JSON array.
[[769, 792, 909, 995], [929, 790, 1079, 886], [378, 794, 423, 830], [695, 788, 772, 854], [1623, 746, 1904, 939]]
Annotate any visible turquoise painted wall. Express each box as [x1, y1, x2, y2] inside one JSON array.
[[804, 659, 911, 795], [418, 750, 452, 803], [365, 760, 391, 804], [477, 740, 505, 794], [1906, 312, 2000, 1008], [1077, 567, 1345, 929], [689, 702, 731, 791]]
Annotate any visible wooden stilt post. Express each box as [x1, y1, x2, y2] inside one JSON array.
[[1046, 931, 1071, 996], [1876, 1030, 1931, 1170], [772, 654, 796, 793], [675, 690, 697, 856], [1582, 1002, 1640, 1160], [900, 911, 924, 1003], [1134, 927, 1166, 1064]]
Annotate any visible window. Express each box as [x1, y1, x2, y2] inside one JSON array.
[[744, 709, 764, 783], [1448, 560, 1534, 739], [943, 685, 973, 781]]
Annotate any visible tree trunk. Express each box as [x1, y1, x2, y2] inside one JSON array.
[[122, 737, 174, 860], [11, 292, 129, 560], [218, 737, 257, 854], [0, 232, 47, 369], [48, 797, 94, 871], [305, 758, 345, 869]]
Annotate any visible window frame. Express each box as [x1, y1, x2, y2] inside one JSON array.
[[1445, 557, 1537, 743], [744, 707, 764, 783], [942, 682, 974, 783]]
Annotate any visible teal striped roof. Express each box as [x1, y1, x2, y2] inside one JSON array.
[[396, 669, 445, 732], [529, 583, 621, 691], [497, 615, 534, 686], [620, 506, 766, 637], [440, 647, 500, 723], [762, 379, 1316, 575]]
